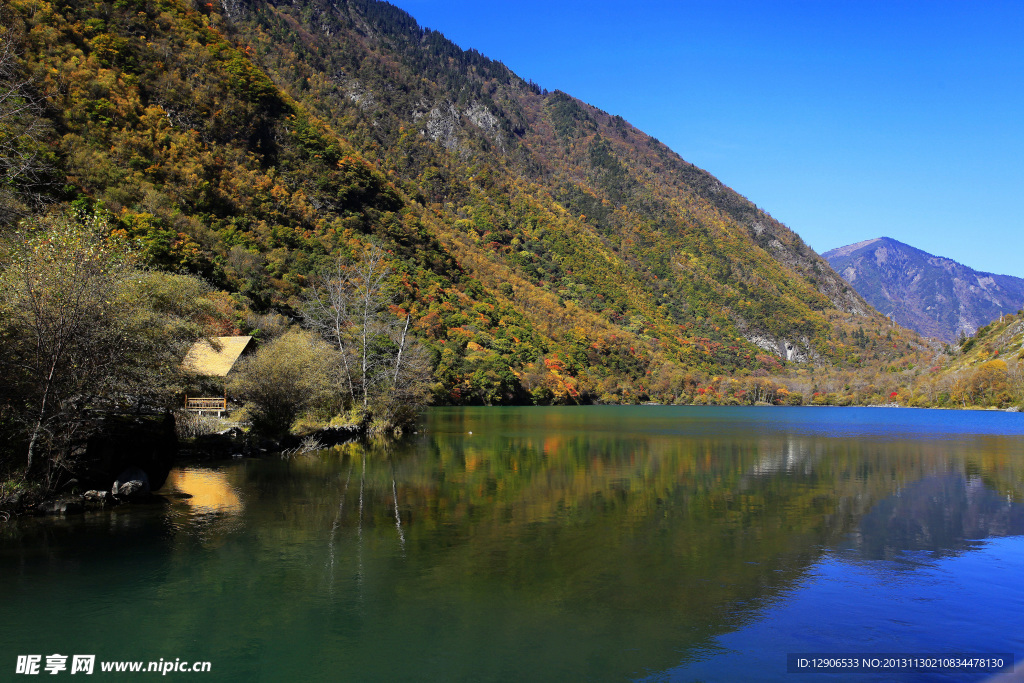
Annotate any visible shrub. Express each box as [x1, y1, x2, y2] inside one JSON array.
[[230, 327, 341, 437]]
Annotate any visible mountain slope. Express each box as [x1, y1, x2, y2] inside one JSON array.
[[220, 0, 909, 361], [919, 310, 1024, 409], [824, 238, 1024, 342], [3, 0, 929, 404]]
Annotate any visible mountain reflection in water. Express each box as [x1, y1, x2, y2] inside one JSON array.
[[853, 473, 1024, 560], [1, 406, 1022, 682]]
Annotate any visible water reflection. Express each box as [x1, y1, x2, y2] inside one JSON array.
[[2, 407, 1023, 681], [851, 474, 1024, 560], [748, 435, 818, 475], [189, 411, 1022, 677], [161, 466, 244, 543], [163, 468, 243, 515]]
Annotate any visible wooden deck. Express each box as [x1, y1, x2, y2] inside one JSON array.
[[184, 397, 228, 414]]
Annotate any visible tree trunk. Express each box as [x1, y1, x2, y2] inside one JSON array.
[[26, 357, 59, 472], [392, 314, 410, 386]]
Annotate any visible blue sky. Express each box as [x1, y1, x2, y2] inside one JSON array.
[[389, 0, 1023, 277]]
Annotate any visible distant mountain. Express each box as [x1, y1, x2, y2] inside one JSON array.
[[824, 238, 1024, 342]]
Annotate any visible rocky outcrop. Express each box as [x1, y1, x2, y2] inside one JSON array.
[[425, 103, 463, 151], [745, 333, 812, 363], [420, 100, 505, 154], [31, 487, 176, 517], [112, 467, 151, 499], [36, 498, 85, 516]]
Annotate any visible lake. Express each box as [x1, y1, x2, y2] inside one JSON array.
[[2, 406, 1023, 681]]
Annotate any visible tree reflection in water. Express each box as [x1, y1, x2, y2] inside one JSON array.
[[2, 407, 1022, 681]]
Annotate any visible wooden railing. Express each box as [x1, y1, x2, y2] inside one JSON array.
[[184, 397, 228, 412]]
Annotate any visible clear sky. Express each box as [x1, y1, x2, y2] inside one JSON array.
[[389, 0, 1023, 277]]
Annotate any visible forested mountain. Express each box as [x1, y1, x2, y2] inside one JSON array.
[[825, 238, 1024, 343], [1, 0, 932, 405]]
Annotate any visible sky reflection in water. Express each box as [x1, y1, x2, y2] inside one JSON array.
[[1, 406, 1022, 682]]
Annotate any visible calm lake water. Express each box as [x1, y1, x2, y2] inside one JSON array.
[[3, 406, 1024, 681]]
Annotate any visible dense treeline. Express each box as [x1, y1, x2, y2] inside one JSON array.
[[0, 212, 220, 485], [0, 212, 435, 488]]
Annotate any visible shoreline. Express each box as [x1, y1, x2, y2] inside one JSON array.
[[3, 403, 1020, 521]]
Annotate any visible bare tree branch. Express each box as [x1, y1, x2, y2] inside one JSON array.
[[301, 244, 431, 430]]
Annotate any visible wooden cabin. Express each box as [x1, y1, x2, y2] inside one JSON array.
[[181, 336, 254, 415]]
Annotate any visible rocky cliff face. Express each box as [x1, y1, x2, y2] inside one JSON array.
[[824, 237, 1024, 342]]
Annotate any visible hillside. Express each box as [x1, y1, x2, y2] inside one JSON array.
[[1, 0, 931, 405], [824, 237, 1024, 343], [920, 310, 1024, 409]]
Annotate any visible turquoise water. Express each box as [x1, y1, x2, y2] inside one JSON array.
[[2, 407, 1023, 681]]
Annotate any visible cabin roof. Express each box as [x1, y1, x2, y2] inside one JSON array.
[[182, 336, 254, 377]]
